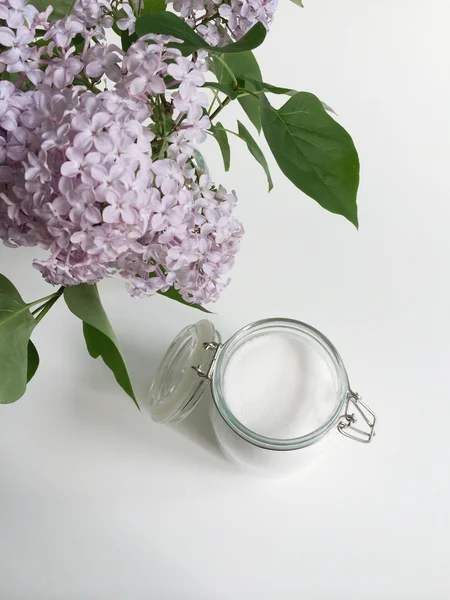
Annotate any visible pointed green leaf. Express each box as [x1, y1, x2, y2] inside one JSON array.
[[321, 100, 337, 115], [260, 92, 359, 226], [64, 284, 138, 408], [0, 274, 36, 404], [289, 0, 304, 6], [143, 0, 166, 11], [210, 122, 231, 171], [158, 287, 211, 314], [27, 340, 39, 383], [228, 53, 263, 132], [237, 120, 273, 191], [243, 78, 294, 95], [199, 22, 268, 55], [211, 52, 262, 132], [33, 0, 75, 18], [135, 12, 266, 56]]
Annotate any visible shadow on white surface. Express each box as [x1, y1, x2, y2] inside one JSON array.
[[172, 396, 225, 460]]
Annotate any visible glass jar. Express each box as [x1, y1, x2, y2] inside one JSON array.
[[148, 318, 376, 476]]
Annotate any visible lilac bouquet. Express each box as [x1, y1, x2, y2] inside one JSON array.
[[0, 0, 359, 406]]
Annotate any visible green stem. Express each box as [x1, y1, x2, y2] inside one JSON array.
[[214, 54, 238, 88], [27, 290, 61, 309], [74, 75, 101, 94], [32, 287, 64, 324], [208, 88, 220, 116], [237, 87, 260, 99], [210, 96, 232, 121], [210, 125, 240, 138]]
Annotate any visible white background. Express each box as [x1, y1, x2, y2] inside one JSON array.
[[1, 0, 450, 598]]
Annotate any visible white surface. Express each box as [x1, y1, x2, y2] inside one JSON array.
[[1, 0, 450, 598]]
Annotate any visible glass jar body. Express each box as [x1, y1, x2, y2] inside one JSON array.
[[207, 318, 349, 475], [209, 399, 338, 476]]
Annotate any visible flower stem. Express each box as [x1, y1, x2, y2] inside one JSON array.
[[14, 73, 26, 89], [207, 88, 220, 116], [214, 54, 238, 88], [27, 289, 61, 309], [209, 125, 240, 138], [30, 287, 64, 323], [237, 87, 260, 99], [210, 96, 232, 121]]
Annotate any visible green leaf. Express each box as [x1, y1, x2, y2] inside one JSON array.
[[192, 149, 209, 176], [210, 122, 231, 171], [27, 341, 39, 383], [202, 82, 238, 100], [121, 30, 138, 52], [158, 287, 211, 314], [321, 100, 337, 115], [228, 53, 263, 132], [64, 284, 138, 408], [237, 120, 273, 191], [212, 52, 262, 132], [143, 0, 166, 11], [33, 0, 75, 18], [260, 92, 359, 227], [289, 0, 304, 6], [135, 12, 266, 56], [243, 78, 294, 95], [0, 274, 36, 404], [205, 23, 267, 55]]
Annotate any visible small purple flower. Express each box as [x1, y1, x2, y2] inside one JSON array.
[[0, 25, 33, 71], [68, 188, 102, 228], [116, 2, 136, 34], [60, 147, 100, 179], [3, 0, 38, 29], [84, 45, 123, 82], [45, 50, 83, 89], [90, 163, 125, 197], [72, 111, 114, 153], [103, 189, 138, 225], [41, 123, 71, 151], [152, 159, 185, 195], [44, 15, 84, 48], [167, 57, 205, 98], [24, 150, 51, 183]]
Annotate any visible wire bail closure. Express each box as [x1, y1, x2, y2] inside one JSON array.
[[338, 390, 376, 443], [191, 341, 221, 379]]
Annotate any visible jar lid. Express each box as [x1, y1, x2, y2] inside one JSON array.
[[148, 320, 220, 423]]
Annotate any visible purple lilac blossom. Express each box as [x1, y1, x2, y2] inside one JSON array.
[[0, 0, 243, 304], [167, 0, 279, 46]]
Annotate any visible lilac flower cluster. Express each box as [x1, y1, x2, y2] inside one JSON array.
[[0, 0, 243, 304], [168, 0, 279, 45]]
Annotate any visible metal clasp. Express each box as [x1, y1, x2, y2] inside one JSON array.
[[191, 341, 221, 379], [338, 389, 376, 443]]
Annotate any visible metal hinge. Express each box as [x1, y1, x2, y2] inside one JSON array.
[[338, 390, 376, 443], [191, 341, 221, 379]]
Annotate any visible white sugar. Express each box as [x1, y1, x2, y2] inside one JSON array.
[[223, 332, 337, 439]]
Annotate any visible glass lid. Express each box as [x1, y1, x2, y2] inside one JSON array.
[[148, 320, 220, 423]]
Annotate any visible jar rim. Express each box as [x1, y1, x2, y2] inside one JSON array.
[[211, 318, 349, 451]]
